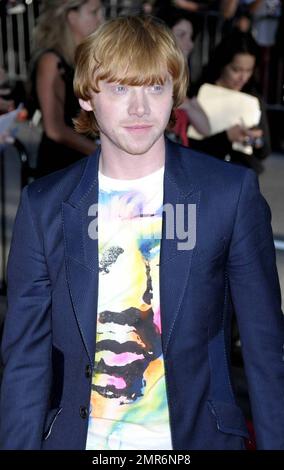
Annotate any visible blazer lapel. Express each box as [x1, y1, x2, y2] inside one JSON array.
[[62, 149, 100, 364], [160, 140, 201, 357]]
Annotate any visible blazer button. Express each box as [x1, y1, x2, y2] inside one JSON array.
[[85, 364, 92, 379], [80, 406, 88, 419]]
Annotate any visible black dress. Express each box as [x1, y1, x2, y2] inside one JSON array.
[[31, 49, 85, 177]]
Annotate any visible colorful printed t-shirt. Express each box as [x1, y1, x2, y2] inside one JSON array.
[[85, 167, 172, 450]]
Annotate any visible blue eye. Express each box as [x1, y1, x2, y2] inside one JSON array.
[[148, 84, 164, 94], [113, 85, 127, 94]]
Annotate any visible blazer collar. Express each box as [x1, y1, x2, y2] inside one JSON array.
[[67, 138, 198, 208]]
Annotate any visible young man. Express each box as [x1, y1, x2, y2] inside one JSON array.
[[0, 16, 283, 450]]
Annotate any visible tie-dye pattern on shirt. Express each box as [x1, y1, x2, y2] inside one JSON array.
[[86, 169, 172, 450]]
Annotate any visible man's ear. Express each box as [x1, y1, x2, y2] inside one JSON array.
[[79, 98, 93, 112]]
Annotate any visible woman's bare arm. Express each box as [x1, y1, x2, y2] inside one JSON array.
[[174, 1, 200, 12], [180, 97, 211, 136], [220, 0, 239, 19], [36, 52, 96, 155]]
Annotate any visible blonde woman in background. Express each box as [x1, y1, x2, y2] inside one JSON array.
[[31, 0, 104, 177]]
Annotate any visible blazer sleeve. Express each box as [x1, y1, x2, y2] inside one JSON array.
[[227, 170, 284, 449], [0, 186, 52, 449]]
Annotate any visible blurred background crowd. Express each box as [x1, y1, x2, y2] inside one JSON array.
[[0, 0, 283, 446], [0, 1, 283, 159]]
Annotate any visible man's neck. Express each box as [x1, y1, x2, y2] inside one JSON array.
[[99, 137, 166, 180]]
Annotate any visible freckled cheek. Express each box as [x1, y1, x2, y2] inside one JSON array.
[[158, 100, 174, 119], [95, 103, 116, 122], [154, 94, 173, 108]]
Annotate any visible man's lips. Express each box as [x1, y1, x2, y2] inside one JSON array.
[[123, 124, 153, 130]]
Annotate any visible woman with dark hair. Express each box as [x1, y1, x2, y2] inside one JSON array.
[[169, 12, 210, 144], [190, 30, 271, 173], [155, 8, 210, 145]]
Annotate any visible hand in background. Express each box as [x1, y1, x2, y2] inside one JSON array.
[[245, 128, 264, 148], [227, 124, 249, 143], [227, 124, 264, 148]]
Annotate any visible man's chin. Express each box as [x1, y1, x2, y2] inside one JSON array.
[[121, 138, 160, 156], [125, 147, 153, 156]]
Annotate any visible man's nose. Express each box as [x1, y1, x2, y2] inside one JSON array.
[[128, 88, 150, 117]]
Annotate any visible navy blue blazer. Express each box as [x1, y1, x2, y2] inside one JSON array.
[[0, 139, 284, 450]]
